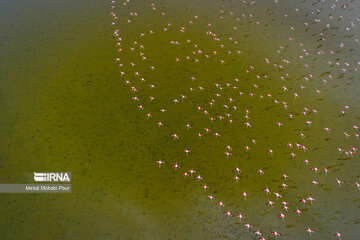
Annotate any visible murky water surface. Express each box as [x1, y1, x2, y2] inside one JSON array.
[[0, 0, 359, 239]]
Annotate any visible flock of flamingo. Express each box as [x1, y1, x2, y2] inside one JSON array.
[[109, 0, 359, 239]]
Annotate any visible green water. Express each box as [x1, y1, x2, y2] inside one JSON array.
[[0, 0, 359, 239]]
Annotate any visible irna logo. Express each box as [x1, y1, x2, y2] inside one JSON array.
[[34, 172, 71, 182]]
